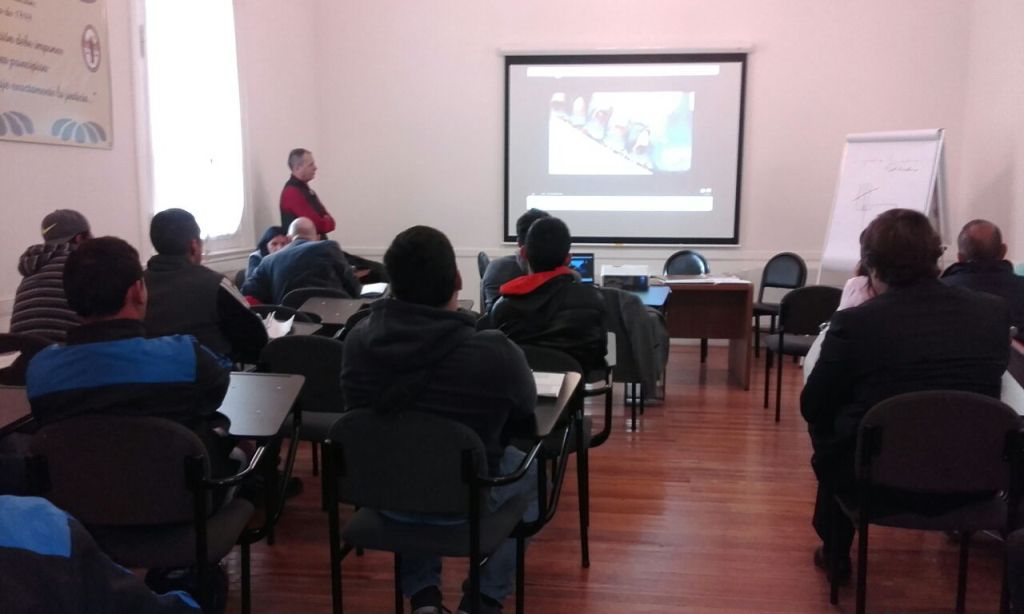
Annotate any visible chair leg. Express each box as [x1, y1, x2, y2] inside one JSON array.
[[241, 541, 251, 614], [394, 554, 403, 613], [763, 349, 772, 409], [856, 520, 869, 614], [311, 440, 319, 476], [774, 351, 783, 422], [639, 383, 645, 416], [829, 508, 840, 605], [700, 338, 708, 363], [754, 316, 761, 358], [630, 383, 637, 432], [516, 537, 526, 614], [957, 531, 971, 614], [575, 416, 590, 568]]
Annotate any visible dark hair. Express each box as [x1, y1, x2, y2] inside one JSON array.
[[384, 226, 458, 307], [288, 148, 310, 170], [860, 209, 943, 288], [150, 208, 200, 256], [64, 236, 143, 318], [525, 217, 571, 273], [515, 208, 551, 246], [957, 219, 1003, 262], [257, 225, 287, 257]]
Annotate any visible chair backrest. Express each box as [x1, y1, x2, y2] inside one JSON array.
[[29, 415, 209, 526], [260, 335, 344, 414], [778, 285, 842, 336], [282, 286, 351, 309], [856, 391, 1022, 494], [250, 304, 322, 324], [519, 345, 583, 374], [663, 250, 709, 276], [0, 333, 52, 385], [233, 269, 246, 289], [477, 251, 491, 279], [329, 408, 488, 515], [758, 252, 807, 301]]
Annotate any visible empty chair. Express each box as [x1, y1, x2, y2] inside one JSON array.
[[663, 250, 711, 362], [29, 415, 261, 613], [259, 335, 345, 504], [281, 286, 351, 310], [324, 408, 539, 614], [752, 252, 807, 357], [763, 285, 841, 421], [827, 391, 1023, 613]]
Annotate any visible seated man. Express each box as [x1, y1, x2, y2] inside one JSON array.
[[480, 208, 550, 312], [26, 237, 234, 475], [802, 209, 1010, 582], [941, 218, 1024, 340], [144, 209, 268, 362], [242, 217, 361, 304], [486, 216, 607, 375], [10, 209, 92, 343], [341, 226, 536, 614], [0, 495, 200, 613]]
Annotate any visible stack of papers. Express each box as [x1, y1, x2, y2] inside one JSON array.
[[262, 312, 295, 339], [533, 371, 566, 398]]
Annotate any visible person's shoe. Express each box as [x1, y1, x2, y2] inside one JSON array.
[[813, 546, 852, 585], [411, 586, 446, 614], [457, 593, 503, 614]]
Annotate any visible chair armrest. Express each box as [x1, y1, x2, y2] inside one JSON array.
[[0, 414, 34, 439], [202, 444, 267, 489], [480, 437, 544, 488]]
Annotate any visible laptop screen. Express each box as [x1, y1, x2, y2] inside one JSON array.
[[568, 253, 595, 284]]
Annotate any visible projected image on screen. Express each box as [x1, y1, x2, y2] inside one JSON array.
[[548, 91, 694, 175], [505, 53, 746, 244]]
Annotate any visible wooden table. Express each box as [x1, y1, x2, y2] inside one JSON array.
[[661, 277, 753, 389]]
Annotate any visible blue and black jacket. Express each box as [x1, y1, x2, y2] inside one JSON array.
[[0, 495, 200, 613]]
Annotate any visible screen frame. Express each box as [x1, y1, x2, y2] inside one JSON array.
[[503, 52, 747, 245]]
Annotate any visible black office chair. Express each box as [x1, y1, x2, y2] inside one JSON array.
[[763, 285, 841, 422], [233, 269, 247, 289], [477, 251, 491, 278], [752, 252, 807, 357], [519, 345, 607, 568], [29, 415, 262, 613], [599, 287, 668, 431], [663, 250, 711, 362], [0, 332, 51, 386], [324, 408, 541, 614], [828, 391, 1024, 614], [259, 335, 345, 506], [282, 286, 352, 310]]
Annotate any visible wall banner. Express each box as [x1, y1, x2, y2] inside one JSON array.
[[0, 0, 112, 149]]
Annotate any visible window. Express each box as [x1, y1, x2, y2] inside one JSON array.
[[135, 0, 251, 253]]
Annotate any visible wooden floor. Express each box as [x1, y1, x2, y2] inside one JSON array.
[[224, 346, 1006, 613]]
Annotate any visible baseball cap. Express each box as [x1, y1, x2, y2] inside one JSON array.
[[41, 210, 90, 245]]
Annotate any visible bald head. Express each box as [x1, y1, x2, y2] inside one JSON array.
[[288, 217, 318, 242], [957, 219, 1006, 263]]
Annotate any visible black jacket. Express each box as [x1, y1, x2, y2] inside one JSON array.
[[487, 267, 607, 374], [10, 242, 81, 343], [144, 254, 268, 362], [941, 259, 1024, 341], [801, 279, 1010, 452], [241, 238, 361, 305], [341, 299, 535, 470]]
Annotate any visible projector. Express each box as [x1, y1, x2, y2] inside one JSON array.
[[601, 265, 649, 291]]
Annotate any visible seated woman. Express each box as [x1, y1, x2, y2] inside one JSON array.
[[246, 226, 289, 278]]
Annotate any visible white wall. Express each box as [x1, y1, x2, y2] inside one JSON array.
[[310, 0, 976, 301], [0, 0, 1019, 318], [957, 0, 1024, 259]]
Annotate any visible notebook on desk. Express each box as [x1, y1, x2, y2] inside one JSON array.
[[568, 253, 595, 284]]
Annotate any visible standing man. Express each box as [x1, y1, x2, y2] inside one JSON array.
[[10, 210, 92, 343], [279, 148, 387, 283]]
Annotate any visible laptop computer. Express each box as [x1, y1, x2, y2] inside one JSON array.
[[568, 252, 596, 284]]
